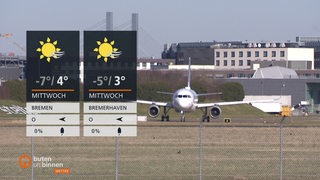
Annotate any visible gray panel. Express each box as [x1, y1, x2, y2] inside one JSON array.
[[288, 61, 307, 70], [177, 47, 214, 65]]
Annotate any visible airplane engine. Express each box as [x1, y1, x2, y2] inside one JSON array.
[[210, 106, 221, 118], [148, 105, 160, 118]]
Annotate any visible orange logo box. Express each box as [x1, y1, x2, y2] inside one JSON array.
[[54, 168, 70, 174], [19, 154, 32, 169]]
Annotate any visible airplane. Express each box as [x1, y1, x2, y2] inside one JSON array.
[[137, 58, 272, 122]]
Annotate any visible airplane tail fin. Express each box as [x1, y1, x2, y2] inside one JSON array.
[[187, 57, 191, 89]]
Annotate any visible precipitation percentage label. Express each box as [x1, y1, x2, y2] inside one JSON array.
[[26, 31, 80, 102], [83, 31, 137, 101]]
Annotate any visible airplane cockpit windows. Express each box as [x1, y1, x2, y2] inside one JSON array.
[[176, 95, 191, 98]]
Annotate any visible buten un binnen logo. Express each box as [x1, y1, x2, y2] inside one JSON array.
[[19, 154, 32, 169], [93, 37, 121, 62]]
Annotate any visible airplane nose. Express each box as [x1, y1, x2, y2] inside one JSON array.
[[179, 101, 192, 109]]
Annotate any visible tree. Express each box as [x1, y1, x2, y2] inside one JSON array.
[[218, 82, 244, 101]]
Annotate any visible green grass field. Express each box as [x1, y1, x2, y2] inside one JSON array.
[[1, 123, 320, 179]]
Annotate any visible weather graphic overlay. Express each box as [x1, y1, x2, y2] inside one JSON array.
[[83, 31, 137, 137], [84, 31, 137, 102], [36, 37, 64, 62], [93, 37, 121, 62], [27, 31, 79, 102], [26, 31, 80, 137]]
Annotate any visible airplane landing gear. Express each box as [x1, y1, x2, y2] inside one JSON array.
[[180, 115, 186, 122], [161, 115, 169, 121], [161, 106, 171, 121], [201, 107, 210, 122], [202, 115, 210, 122], [180, 111, 186, 122]]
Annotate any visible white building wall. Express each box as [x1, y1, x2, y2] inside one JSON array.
[[243, 95, 292, 113], [137, 62, 151, 70], [214, 47, 288, 70], [287, 48, 314, 61], [244, 95, 291, 106], [169, 65, 215, 70], [214, 47, 314, 70], [287, 48, 314, 69]]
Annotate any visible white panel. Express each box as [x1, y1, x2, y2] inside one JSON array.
[[27, 102, 79, 114], [84, 102, 137, 113], [83, 126, 137, 137], [244, 95, 291, 106], [287, 48, 314, 61], [251, 102, 282, 113], [83, 114, 137, 125], [253, 64, 260, 71], [26, 114, 80, 125], [26, 126, 80, 137]]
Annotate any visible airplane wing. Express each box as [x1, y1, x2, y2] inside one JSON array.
[[196, 99, 274, 108], [156, 91, 174, 95], [197, 92, 222, 96], [137, 100, 173, 107]]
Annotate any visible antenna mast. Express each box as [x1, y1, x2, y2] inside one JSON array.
[[187, 57, 191, 88]]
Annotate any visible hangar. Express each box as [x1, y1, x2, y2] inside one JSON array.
[[228, 66, 320, 113]]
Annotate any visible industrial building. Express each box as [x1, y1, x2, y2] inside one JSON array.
[[227, 66, 320, 114], [137, 58, 175, 70], [0, 56, 25, 83], [296, 36, 320, 68], [214, 46, 314, 70], [163, 37, 320, 70]]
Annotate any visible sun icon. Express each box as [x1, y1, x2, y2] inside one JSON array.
[[93, 37, 121, 62], [36, 37, 64, 63]]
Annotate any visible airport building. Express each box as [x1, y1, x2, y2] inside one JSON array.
[[227, 66, 320, 114], [213, 46, 314, 70], [163, 37, 319, 70], [296, 36, 320, 69], [137, 58, 175, 70], [0, 56, 25, 83]]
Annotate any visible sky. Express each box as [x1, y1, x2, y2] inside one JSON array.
[[0, 0, 319, 57]]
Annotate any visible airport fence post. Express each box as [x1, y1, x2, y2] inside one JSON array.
[[115, 135, 119, 180], [280, 116, 285, 180], [31, 136, 34, 180], [199, 120, 203, 180]]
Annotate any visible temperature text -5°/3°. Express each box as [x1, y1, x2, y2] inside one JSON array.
[[93, 76, 126, 86]]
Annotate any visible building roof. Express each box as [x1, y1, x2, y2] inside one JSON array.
[[137, 58, 175, 63], [177, 41, 244, 48], [252, 66, 299, 79]]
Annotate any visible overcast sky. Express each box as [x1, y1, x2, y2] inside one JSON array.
[[1, 0, 319, 57]]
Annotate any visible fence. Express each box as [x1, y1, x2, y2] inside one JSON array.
[[1, 122, 320, 179]]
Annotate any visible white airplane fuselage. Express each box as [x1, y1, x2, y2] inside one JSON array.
[[172, 87, 198, 113]]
